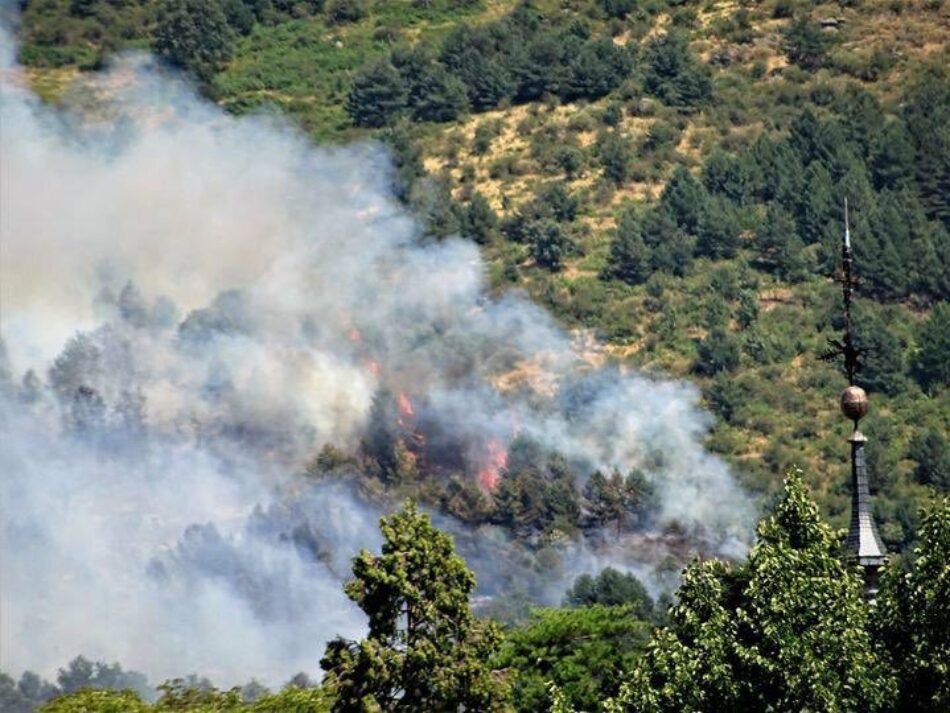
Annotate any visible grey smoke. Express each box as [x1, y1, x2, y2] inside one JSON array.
[[0, 23, 754, 687]]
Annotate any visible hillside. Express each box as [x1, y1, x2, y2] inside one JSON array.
[[17, 0, 950, 549]]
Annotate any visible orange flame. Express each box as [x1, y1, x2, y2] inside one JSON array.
[[397, 392, 415, 419], [476, 439, 507, 492], [364, 359, 381, 376]]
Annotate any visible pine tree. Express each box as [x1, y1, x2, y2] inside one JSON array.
[[911, 303, 950, 394], [461, 192, 499, 244], [604, 210, 652, 285], [872, 120, 916, 190], [321, 503, 507, 712], [642, 205, 695, 276], [696, 196, 742, 260], [756, 203, 810, 281], [597, 132, 633, 186], [642, 31, 713, 109], [660, 166, 707, 235], [346, 60, 408, 128], [908, 430, 950, 491], [782, 15, 833, 71]]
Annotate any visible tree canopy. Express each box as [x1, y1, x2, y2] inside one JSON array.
[[320, 502, 507, 712]]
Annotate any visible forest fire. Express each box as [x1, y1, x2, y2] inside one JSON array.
[[476, 439, 508, 492], [396, 392, 415, 420]]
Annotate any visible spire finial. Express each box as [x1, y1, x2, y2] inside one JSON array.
[[821, 197, 863, 392], [844, 197, 851, 250], [824, 201, 887, 600]]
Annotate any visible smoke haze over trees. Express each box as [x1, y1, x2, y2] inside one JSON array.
[[0, 18, 751, 687]]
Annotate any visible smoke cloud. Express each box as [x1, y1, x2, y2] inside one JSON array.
[[0, 21, 754, 687]]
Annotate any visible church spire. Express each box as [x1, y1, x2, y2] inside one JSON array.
[[825, 199, 887, 599]]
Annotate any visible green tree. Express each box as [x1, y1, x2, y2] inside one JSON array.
[[877, 498, 950, 712], [529, 219, 573, 271], [564, 39, 633, 101], [642, 31, 712, 109], [494, 605, 651, 713], [565, 567, 654, 620], [461, 192, 499, 244], [346, 61, 408, 128], [403, 62, 469, 123], [696, 196, 742, 260], [597, 132, 633, 186], [853, 309, 908, 397], [582, 469, 655, 534], [42, 689, 149, 713], [326, 0, 367, 25], [694, 328, 740, 376], [154, 0, 236, 82], [642, 205, 695, 276], [909, 429, 950, 491], [902, 70, 950, 232], [782, 15, 833, 71], [660, 166, 707, 235], [872, 120, 916, 190], [911, 303, 950, 394], [702, 150, 754, 205], [599, 0, 636, 19], [604, 210, 652, 285], [0, 674, 34, 713], [320, 502, 507, 712], [756, 203, 811, 281], [627, 471, 897, 712]]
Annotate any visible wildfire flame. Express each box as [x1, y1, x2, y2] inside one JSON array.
[[396, 392, 415, 419], [476, 439, 507, 492], [364, 359, 381, 376]]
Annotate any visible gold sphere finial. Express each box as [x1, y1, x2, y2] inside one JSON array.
[[840, 385, 869, 423]]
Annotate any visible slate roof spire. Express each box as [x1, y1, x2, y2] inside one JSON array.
[[824, 199, 887, 599]]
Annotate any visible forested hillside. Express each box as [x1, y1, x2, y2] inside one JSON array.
[[6, 1, 949, 710], [18, 0, 949, 548]]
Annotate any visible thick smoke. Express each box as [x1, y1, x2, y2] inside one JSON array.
[[0, 23, 754, 686]]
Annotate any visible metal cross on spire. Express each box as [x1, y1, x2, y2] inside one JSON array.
[[822, 198, 864, 387]]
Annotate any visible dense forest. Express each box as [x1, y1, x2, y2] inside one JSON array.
[[6, 0, 949, 709]]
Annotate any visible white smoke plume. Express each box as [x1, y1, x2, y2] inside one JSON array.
[[0, 20, 754, 687]]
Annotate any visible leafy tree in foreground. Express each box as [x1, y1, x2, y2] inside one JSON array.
[[39, 682, 333, 712], [320, 502, 507, 712], [493, 605, 651, 713], [876, 498, 950, 712], [42, 689, 150, 713], [625, 470, 897, 712]]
